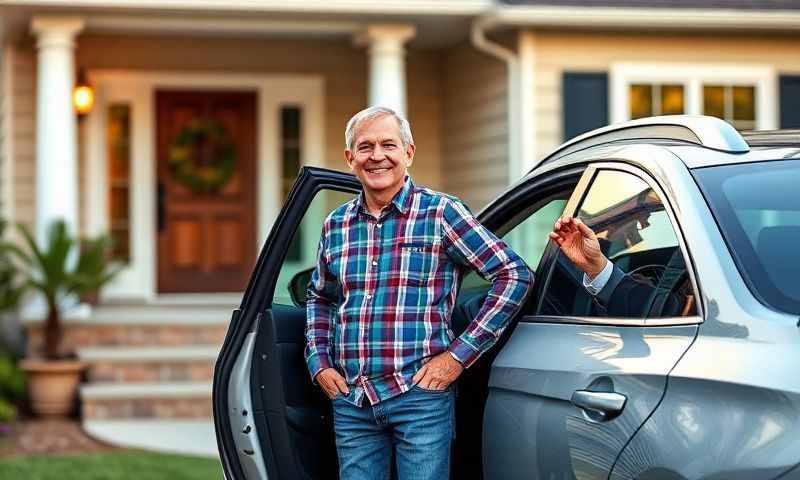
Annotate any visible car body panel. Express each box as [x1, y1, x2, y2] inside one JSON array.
[[483, 322, 697, 479], [605, 149, 800, 479], [228, 326, 268, 480]]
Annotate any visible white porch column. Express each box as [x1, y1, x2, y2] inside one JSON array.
[[356, 24, 416, 116], [30, 17, 84, 243]]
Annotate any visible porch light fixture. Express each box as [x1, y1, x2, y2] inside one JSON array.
[[73, 69, 94, 116]]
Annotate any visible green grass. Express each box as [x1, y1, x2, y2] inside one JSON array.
[[0, 450, 223, 479]]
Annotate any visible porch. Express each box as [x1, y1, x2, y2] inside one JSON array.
[[0, 8, 510, 455]]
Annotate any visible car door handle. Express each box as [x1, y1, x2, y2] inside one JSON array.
[[571, 390, 627, 421]]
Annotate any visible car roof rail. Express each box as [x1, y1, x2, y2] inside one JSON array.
[[534, 115, 750, 171], [740, 129, 800, 148]]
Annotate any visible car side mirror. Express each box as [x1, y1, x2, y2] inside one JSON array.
[[289, 267, 315, 307]]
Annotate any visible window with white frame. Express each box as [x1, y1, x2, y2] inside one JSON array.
[[612, 63, 776, 131]]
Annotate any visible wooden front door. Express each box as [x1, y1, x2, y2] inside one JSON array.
[[156, 90, 257, 293]]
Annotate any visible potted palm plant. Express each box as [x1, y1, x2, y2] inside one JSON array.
[[76, 235, 118, 306], [5, 219, 121, 417]]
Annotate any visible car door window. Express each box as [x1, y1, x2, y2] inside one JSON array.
[[537, 169, 697, 319], [459, 196, 569, 291], [272, 189, 356, 306]]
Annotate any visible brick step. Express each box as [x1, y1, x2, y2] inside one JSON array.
[[24, 303, 234, 351], [80, 382, 212, 420], [27, 323, 228, 352], [78, 346, 219, 383]]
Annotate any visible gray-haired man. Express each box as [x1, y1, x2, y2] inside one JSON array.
[[304, 106, 532, 479]]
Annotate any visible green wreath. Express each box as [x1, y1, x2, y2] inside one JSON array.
[[167, 118, 237, 193]]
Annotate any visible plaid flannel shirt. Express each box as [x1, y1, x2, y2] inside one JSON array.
[[304, 176, 532, 406]]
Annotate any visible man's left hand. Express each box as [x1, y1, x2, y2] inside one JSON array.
[[412, 351, 464, 391]]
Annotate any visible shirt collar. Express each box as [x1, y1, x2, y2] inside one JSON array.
[[357, 175, 414, 216]]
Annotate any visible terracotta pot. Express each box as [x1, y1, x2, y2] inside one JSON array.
[[20, 359, 86, 418], [79, 290, 99, 306]]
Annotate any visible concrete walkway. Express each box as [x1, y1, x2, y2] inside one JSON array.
[[83, 419, 219, 458]]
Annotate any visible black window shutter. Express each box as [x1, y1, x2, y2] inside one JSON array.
[[563, 72, 609, 141], [780, 76, 800, 128]]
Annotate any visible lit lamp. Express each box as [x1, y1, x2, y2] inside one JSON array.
[[73, 69, 94, 116]]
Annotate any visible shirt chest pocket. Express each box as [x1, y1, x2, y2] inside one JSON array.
[[397, 241, 439, 287]]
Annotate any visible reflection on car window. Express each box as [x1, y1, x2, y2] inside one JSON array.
[[693, 160, 800, 315], [272, 190, 357, 306], [538, 169, 697, 319]]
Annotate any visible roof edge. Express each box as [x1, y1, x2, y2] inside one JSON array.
[[0, 0, 492, 16], [487, 5, 800, 30]]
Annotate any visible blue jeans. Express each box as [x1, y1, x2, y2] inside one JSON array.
[[331, 384, 455, 480]]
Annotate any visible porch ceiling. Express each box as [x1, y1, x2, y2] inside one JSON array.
[[0, 4, 475, 48]]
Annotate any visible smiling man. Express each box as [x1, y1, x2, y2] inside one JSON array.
[[304, 106, 532, 480]]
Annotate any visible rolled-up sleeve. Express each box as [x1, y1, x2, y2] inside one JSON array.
[[304, 220, 338, 381], [441, 198, 534, 368]]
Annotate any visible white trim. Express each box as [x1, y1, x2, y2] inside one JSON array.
[[0, 0, 491, 15], [518, 30, 537, 176], [488, 6, 800, 31], [84, 15, 359, 37], [610, 62, 778, 130], [358, 23, 416, 116], [78, 345, 219, 362], [1, 45, 14, 223], [28, 304, 231, 325], [86, 70, 325, 301], [470, 18, 520, 186], [80, 381, 211, 399]]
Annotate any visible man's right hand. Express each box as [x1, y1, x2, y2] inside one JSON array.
[[315, 368, 350, 400], [549, 216, 608, 279]]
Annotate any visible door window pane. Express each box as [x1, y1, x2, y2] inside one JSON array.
[[538, 170, 696, 319], [107, 104, 131, 262], [504, 199, 568, 269], [273, 189, 356, 306], [460, 196, 569, 291], [282, 107, 303, 261]]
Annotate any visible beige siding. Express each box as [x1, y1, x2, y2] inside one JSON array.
[[74, 34, 442, 191], [11, 45, 35, 230], [442, 43, 507, 211], [533, 31, 800, 158], [406, 50, 443, 191]]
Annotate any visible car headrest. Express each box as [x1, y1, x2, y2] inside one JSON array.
[[756, 225, 800, 300]]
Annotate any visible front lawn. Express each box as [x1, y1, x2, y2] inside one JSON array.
[[0, 450, 223, 479]]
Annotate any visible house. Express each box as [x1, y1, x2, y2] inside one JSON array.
[[0, 0, 799, 455]]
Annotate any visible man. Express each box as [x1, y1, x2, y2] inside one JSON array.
[[304, 106, 532, 480], [549, 215, 694, 317]]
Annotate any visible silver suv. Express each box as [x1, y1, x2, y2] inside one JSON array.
[[214, 115, 800, 479]]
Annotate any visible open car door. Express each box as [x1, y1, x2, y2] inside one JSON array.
[[213, 166, 361, 480]]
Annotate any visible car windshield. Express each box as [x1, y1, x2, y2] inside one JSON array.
[[693, 159, 800, 315]]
